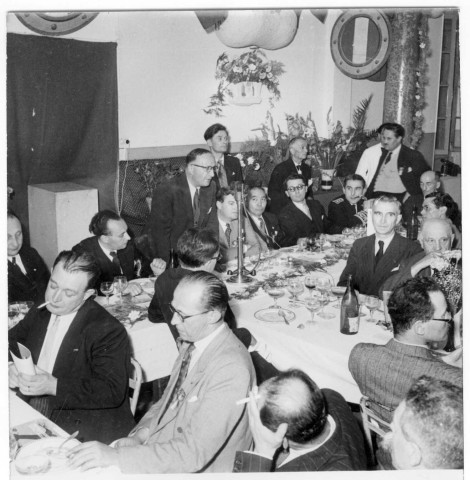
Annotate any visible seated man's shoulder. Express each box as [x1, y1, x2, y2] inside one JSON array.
[[330, 195, 345, 206], [85, 299, 127, 331], [73, 236, 97, 251], [263, 211, 279, 223]]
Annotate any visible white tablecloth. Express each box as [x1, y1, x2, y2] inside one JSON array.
[[227, 248, 392, 403]]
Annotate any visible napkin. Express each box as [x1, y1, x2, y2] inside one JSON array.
[[10, 343, 36, 375]]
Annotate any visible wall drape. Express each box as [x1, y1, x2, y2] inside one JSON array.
[[7, 33, 118, 234]]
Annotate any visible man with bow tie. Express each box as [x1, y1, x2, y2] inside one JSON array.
[[355, 123, 428, 203], [68, 271, 255, 473]]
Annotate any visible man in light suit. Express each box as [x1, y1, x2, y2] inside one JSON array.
[[355, 122, 428, 203], [8, 250, 134, 443], [69, 271, 255, 473], [7, 210, 50, 303], [349, 277, 462, 424], [268, 137, 311, 214], [204, 123, 243, 188], [338, 195, 422, 297], [148, 148, 218, 263]]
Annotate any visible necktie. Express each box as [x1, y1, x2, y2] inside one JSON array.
[[10, 256, 22, 274], [375, 240, 384, 269], [109, 251, 122, 273], [37, 315, 60, 372], [225, 223, 232, 246], [296, 164, 302, 175], [259, 217, 266, 234], [368, 148, 392, 195], [11, 256, 16, 265], [193, 189, 200, 226], [217, 161, 229, 188]]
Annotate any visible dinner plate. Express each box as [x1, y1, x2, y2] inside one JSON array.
[[254, 308, 296, 323], [15, 436, 80, 473]]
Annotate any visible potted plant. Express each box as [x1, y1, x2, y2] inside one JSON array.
[[204, 48, 285, 117]]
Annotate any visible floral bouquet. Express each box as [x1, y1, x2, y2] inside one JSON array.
[[431, 250, 462, 313], [134, 161, 184, 198]]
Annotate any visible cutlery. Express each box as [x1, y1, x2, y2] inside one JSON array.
[[278, 309, 290, 325], [45, 431, 79, 455]]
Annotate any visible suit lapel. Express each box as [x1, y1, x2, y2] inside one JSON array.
[[246, 213, 269, 247], [307, 200, 323, 231], [373, 234, 400, 279], [363, 235, 376, 275]]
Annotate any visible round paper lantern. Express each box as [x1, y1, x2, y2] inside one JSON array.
[[216, 10, 298, 50]]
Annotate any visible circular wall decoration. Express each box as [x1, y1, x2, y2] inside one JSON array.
[[15, 12, 99, 36], [330, 9, 391, 79]]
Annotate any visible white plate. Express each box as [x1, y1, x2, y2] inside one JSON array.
[[15, 437, 80, 473], [255, 308, 296, 323]]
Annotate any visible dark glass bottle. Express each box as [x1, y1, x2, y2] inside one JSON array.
[[340, 274, 360, 335], [168, 248, 179, 269], [407, 206, 419, 241]]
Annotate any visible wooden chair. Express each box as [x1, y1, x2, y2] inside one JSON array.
[[129, 357, 143, 416], [359, 396, 391, 466]]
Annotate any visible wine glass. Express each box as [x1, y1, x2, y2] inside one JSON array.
[[100, 281, 114, 305], [331, 286, 345, 309], [365, 295, 380, 322], [316, 233, 326, 252], [264, 285, 285, 309], [304, 275, 316, 298], [315, 277, 335, 319], [304, 298, 321, 323], [287, 278, 304, 303], [113, 276, 128, 305]]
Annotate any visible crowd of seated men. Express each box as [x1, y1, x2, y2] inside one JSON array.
[[7, 121, 462, 473]]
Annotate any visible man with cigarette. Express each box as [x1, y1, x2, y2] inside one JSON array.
[[8, 250, 134, 444], [68, 271, 255, 473]]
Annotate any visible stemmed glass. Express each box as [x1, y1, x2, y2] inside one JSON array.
[[316, 233, 326, 252], [100, 282, 114, 305], [304, 275, 316, 298], [315, 277, 335, 319], [287, 278, 304, 303], [365, 295, 380, 322], [264, 285, 285, 309], [331, 287, 345, 309], [113, 276, 128, 305], [304, 298, 321, 323]]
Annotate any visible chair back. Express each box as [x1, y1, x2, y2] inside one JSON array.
[[129, 357, 143, 416]]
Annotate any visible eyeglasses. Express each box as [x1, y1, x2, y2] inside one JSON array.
[[190, 164, 217, 173], [432, 317, 452, 325], [287, 185, 306, 192], [168, 303, 210, 322]]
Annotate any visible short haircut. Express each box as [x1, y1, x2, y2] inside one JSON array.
[[176, 227, 219, 268], [387, 277, 446, 336], [419, 218, 453, 238], [259, 369, 327, 444], [7, 209, 20, 222], [53, 250, 100, 290], [89, 210, 122, 236], [426, 192, 461, 230], [216, 186, 236, 203], [245, 185, 267, 206], [186, 148, 212, 166], [400, 375, 463, 469], [178, 271, 228, 318], [203, 123, 227, 141], [378, 122, 405, 138], [288, 136, 307, 150], [372, 194, 402, 214], [283, 173, 305, 192], [343, 173, 366, 189]]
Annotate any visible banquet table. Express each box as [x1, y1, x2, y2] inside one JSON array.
[[225, 244, 393, 404]]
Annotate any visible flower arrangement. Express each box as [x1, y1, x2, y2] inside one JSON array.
[[204, 48, 285, 117], [133, 161, 184, 198], [432, 250, 462, 313]]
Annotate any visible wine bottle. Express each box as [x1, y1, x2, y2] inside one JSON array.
[[168, 248, 179, 269], [407, 206, 419, 241], [340, 274, 360, 335]]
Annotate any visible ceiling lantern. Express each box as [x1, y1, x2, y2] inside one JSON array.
[[215, 10, 298, 50]]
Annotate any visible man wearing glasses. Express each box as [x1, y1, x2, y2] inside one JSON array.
[[349, 277, 462, 424], [68, 271, 255, 473], [148, 148, 218, 263], [278, 174, 327, 246]]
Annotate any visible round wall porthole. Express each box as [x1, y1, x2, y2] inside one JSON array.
[[330, 9, 391, 79], [15, 12, 99, 36]]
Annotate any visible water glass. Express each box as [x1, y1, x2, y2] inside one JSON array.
[[287, 278, 304, 302]]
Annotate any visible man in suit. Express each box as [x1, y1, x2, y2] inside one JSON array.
[[338, 195, 422, 296], [68, 271, 255, 473], [349, 277, 462, 424], [148, 148, 218, 263], [8, 250, 134, 443], [268, 137, 311, 214], [326, 174, 368, 234], [73, 210, 165, 295], [244, 186, 285, 250], [8, 210, 50, 303], [278, 174, 326, 247], [233, 369, 367, 472], [387, 376, 463, 470], [355, 123, 428, 203], [204, 123, 243, 188], [216, 187, 261, 264]]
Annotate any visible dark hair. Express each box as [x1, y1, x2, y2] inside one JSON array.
[[53, 250, 100, 290], [283, 173, 305, 192], [178, 271, 228, 318], [216, 187, 236, 203], [427, 192, 461, 230], [378, 122, 405, 138], [204, 123, 227, 141], [186, 148, 212, 166], [89, 210, 122, 236], [245, 186, 267, 206], [401, 375, 463, 469], [176, 228, 219, 268], [288, 136, 307, 150], [343, 173, 366, 189], [387, 277, 445, 335], [7, 209, 20, 222], [259, 369, 327, 444]]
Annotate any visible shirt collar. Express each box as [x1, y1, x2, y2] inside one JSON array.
[[193, 323, 225, 354]]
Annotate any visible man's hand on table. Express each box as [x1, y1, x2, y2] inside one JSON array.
[[17, 366, 57, 396], [124, 283, 143, 296], [68, 441, 119, 471], [9, 363, 19, 389], [150, 258, 166, 276]]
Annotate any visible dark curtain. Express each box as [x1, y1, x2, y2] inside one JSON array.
[[7, 33, 118, 232]]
